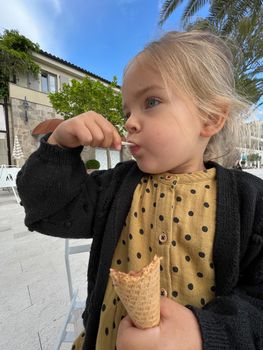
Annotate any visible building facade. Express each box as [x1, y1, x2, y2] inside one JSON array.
[[0, 50, 128, 169], [240, 120, 263, 168]]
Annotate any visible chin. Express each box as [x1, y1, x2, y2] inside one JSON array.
[[136, 160, 165, 175]]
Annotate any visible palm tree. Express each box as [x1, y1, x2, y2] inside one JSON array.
[[159, 0, 262, 27], [158, 0, 263, 107], [187, 10, 263, 106], [159, 0, 208, 27]]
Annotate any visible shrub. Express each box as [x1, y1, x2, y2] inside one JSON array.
[[85, 159, 100, 169]]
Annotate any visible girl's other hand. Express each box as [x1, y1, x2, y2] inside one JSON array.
[[48, 111, 122, 150], [116, 297, 202, 350]]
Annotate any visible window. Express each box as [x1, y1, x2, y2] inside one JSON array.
[[41, 71, 57, 93]]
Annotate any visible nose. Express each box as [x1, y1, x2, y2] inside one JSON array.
[[125, 114, 140, 134]]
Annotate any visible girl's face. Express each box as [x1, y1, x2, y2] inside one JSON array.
[[122, 59, 209, 174]]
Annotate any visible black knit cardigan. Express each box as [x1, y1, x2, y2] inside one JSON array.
[[17, 135, 263, 350]]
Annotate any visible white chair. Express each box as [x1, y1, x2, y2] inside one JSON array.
[[0, 164, 21, 203], [53, 238, 92, 350]]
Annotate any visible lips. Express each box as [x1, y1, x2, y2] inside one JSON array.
[[126, 139, 141, 156], [126, 139, 136, 145], [130, 144, 141, 156]]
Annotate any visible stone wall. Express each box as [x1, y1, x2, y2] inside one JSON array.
[[9, 98, 59, 164], [9, 98, 131, 168]]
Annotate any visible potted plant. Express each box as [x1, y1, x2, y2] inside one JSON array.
[[85, 159, 100, 173]]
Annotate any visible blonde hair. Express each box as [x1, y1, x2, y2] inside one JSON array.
[[125, 30, 251, 166]]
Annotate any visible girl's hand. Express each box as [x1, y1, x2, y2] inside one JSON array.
[[116, 297, 203, 350], [48, 111, 122, 150]]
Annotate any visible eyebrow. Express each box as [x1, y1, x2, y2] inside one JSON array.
[[122, 84, 165, 111]]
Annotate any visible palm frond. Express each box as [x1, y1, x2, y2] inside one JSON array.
[[236, 76, 262, 104], [182, 0, 208, 25], [253, 67, 263, 75], [210, 0, 232, 21], [159, 0, 184, 26], [186, 18, 218, 33], [238, 17, 253, 37]]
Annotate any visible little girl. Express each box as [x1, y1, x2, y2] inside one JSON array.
[[17, 31, 263, 350]]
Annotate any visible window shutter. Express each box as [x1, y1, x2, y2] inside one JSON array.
[[60, 75, 70, 89], [27, 73, 39, 91]]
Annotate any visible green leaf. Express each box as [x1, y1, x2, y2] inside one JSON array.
[[49, 75, 125, 133], [0, 29, 40, 99]]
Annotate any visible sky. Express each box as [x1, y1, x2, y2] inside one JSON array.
[[0, 0, 210, 84], [0, 0, 262, 117]]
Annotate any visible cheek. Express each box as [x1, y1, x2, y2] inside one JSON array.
[[151, 131, 170, 147], [154, 130, 163, 139], [151, 122, 176, 141]]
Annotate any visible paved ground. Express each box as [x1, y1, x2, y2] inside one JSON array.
[[0, 190, 91, 350], [0, 168, 262, 350], [244, 168, 263, 179]]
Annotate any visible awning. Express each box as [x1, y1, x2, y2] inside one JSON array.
[[31, 118, 64, 135]]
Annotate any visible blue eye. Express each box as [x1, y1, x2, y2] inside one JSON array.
[[146, 98, 160, 108]]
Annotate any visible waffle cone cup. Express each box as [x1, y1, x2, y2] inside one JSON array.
[[110, 255, 162, 329]]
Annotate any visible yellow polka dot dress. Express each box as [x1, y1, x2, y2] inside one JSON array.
[[95, 168, 217, 350]]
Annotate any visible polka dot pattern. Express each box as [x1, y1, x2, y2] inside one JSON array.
[[95, 168, 217, 350], [172, 290, 178, 298], [71, 332, 86, 349]]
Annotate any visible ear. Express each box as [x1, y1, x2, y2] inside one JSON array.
[[200, 104, 229, 138], [200, 115, 226, 138]]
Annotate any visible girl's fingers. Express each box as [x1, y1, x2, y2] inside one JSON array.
[[72, 125, 94, 147], [112, 128, 122, 150], [69, 115, 107, 147], [117, 315, 160, 350], [79, 119, 117, 149], [93, 116, 122, 150], [56, 111, 122, 149], [86, 121, 107, 148], [93, 118, 115, 148]]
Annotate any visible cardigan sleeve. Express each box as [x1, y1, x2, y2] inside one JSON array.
[[189, 200, 263, 349], [16, 133, 108, 239]]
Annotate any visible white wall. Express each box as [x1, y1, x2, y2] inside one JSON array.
[[0, 105, 6, 131], [95, 148, 120, 170]]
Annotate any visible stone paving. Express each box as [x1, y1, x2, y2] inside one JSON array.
[[0, 190, 91, 350], [0, 168, 262, 350], [244, 168, 263, 179]]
